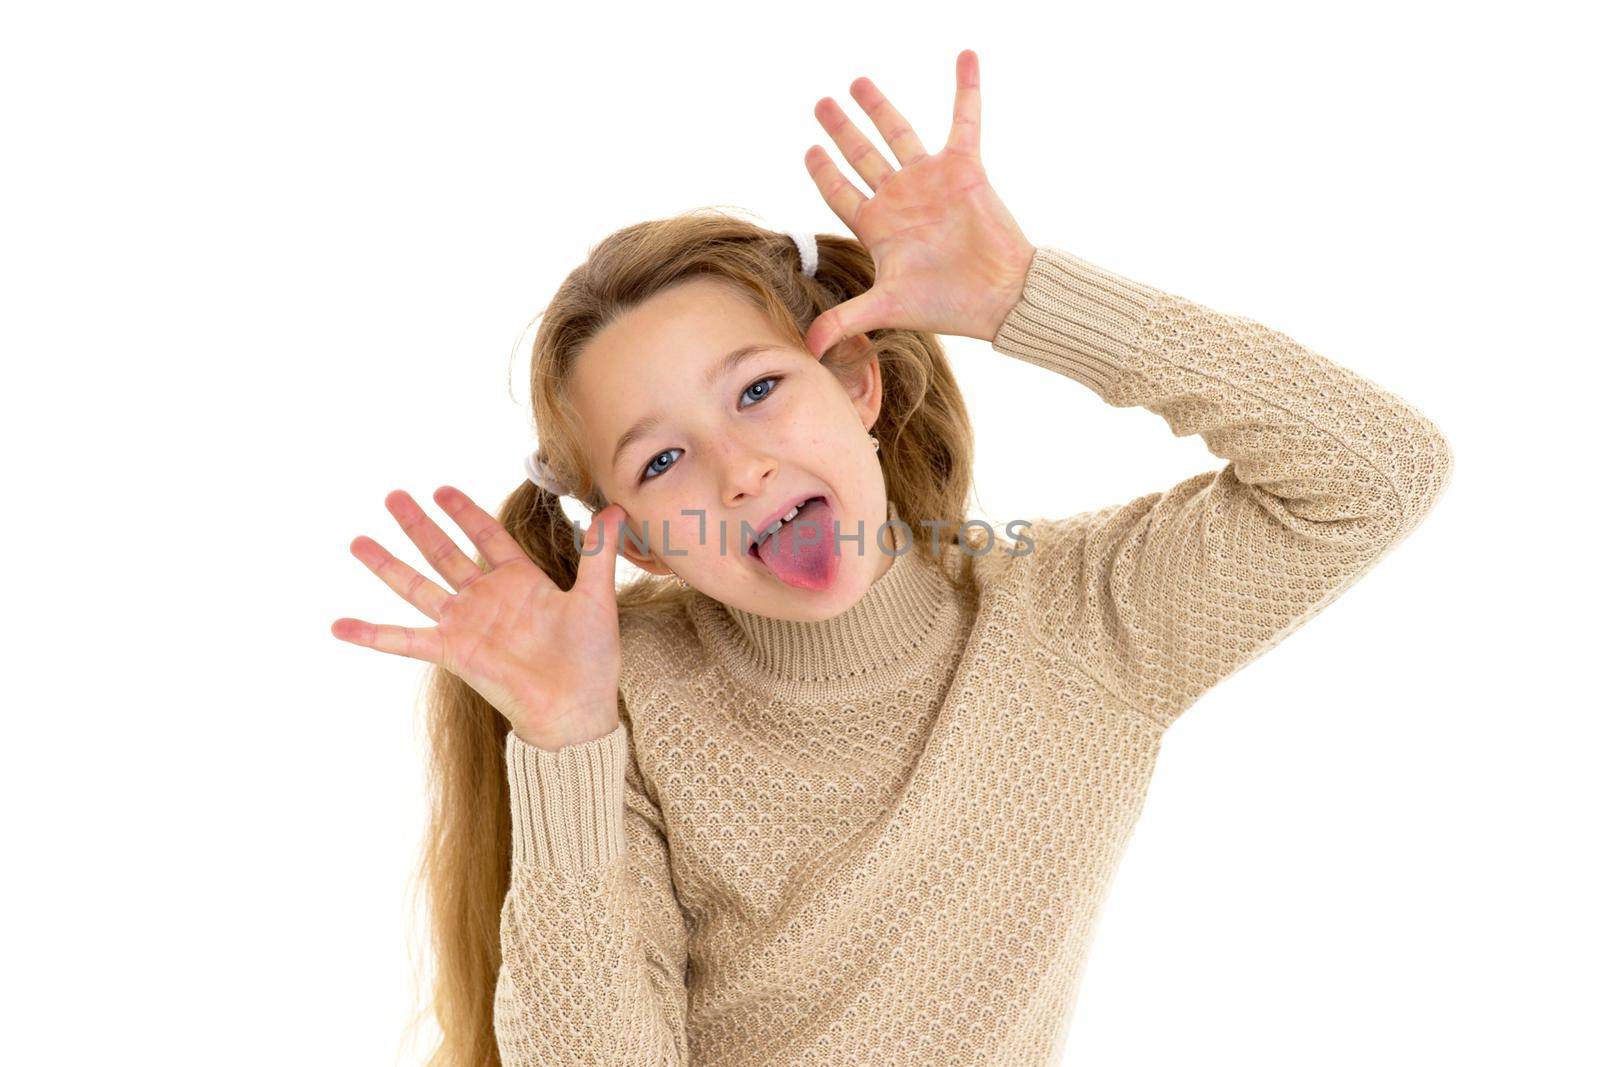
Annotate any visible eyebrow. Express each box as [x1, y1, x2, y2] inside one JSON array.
[[610, 343, 783, 474]]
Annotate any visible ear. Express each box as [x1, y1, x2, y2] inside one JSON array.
[[614, 518, 673, 575], [830, 333, 884, 433], [624, 551, 674, 577]]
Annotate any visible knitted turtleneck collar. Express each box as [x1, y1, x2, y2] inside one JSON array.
[[684, 500, 971, 703]]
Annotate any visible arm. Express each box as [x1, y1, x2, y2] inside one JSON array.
[[993, 245, 1454, 730], [789, 56, 1451, 729], [495, 704, 691, 1065]]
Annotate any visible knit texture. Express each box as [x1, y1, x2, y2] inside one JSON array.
[[492, 246, 1453, 1065]]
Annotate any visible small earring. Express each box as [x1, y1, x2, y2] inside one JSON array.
[[869, 433, 880, 453], [671, 571, 690, 589]]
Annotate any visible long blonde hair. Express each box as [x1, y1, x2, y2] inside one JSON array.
[[408, 207, 979, 1065]]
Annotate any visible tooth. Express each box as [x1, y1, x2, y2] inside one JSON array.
[[755, 501, 814, 549]]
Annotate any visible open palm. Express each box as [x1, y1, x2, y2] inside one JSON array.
[[801, 48, 1037, 356], [332, 487, 628, 748]]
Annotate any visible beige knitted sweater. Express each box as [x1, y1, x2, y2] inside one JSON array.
[[492, 246, 1453, 1065]]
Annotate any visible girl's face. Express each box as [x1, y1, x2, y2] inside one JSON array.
[[568, 275, 893, 622]]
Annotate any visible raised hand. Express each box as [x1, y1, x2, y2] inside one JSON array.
[[331, 487, 629, 751], [801, 48, 1038, 356]]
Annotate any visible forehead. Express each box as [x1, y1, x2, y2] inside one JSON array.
[[585, 276, 778, 366], [573, 278, 785, 396], [568, 276, 792, 456]]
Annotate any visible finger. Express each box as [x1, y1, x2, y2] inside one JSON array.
[[573, 504, 623, 603], [434, 485, 537, 571], [349, 535, 452, 621], [848, 76, 929, 168], [385, 490, 483, 592], [803, 144, 869, 232], [329, 616, 444, 663], [803, 286, 904, 359], [814, 96, 896, 192], [946, 48, 981, 157]]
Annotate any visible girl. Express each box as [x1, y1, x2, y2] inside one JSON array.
[[334, 50, 1452, 1067]]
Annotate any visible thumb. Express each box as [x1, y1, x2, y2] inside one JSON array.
[[804, 286, 897, 358], [574, 504, 623, 602]]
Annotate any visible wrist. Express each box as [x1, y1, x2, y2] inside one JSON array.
[[514, 718, 621, 753], [982, 243, 1037, 343], [511, 701, 621, 752]]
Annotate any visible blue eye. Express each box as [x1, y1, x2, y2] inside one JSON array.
[[740, 375, 782, 407], [640, 448, 682, 482], [638, 375, 784, 484]]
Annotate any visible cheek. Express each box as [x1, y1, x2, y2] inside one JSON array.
[[665, 490, 718, 551], [783, 394, 853, 452]]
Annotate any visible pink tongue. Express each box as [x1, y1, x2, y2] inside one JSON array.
[[755, 498, 839, 590]]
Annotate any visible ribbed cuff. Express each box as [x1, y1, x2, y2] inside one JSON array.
[[991, 245, 1166, 397], [505, 721, 630, 875]]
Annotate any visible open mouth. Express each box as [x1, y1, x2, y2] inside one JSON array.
[[745, 495, 840, 592], [747, 495, 828, 558]]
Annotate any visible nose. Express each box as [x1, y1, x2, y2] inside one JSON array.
[[715, 433, 778, 509]]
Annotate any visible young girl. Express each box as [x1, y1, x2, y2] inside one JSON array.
[[334, 50, 1452, 1067]]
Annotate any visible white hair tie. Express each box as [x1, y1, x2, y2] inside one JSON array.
[[784, 230, 818, 277], [523, 449, 570, 498]]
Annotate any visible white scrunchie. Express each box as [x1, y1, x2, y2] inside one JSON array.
[[784, 230, 818, 277], [523, 449, 569, 498]]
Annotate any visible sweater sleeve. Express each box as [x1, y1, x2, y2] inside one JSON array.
[[991, 245, 1454, 731], [494, 708, 692, 1066]]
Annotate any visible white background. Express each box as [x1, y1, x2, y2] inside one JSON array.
[[4, 2, 1594, 1064]]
